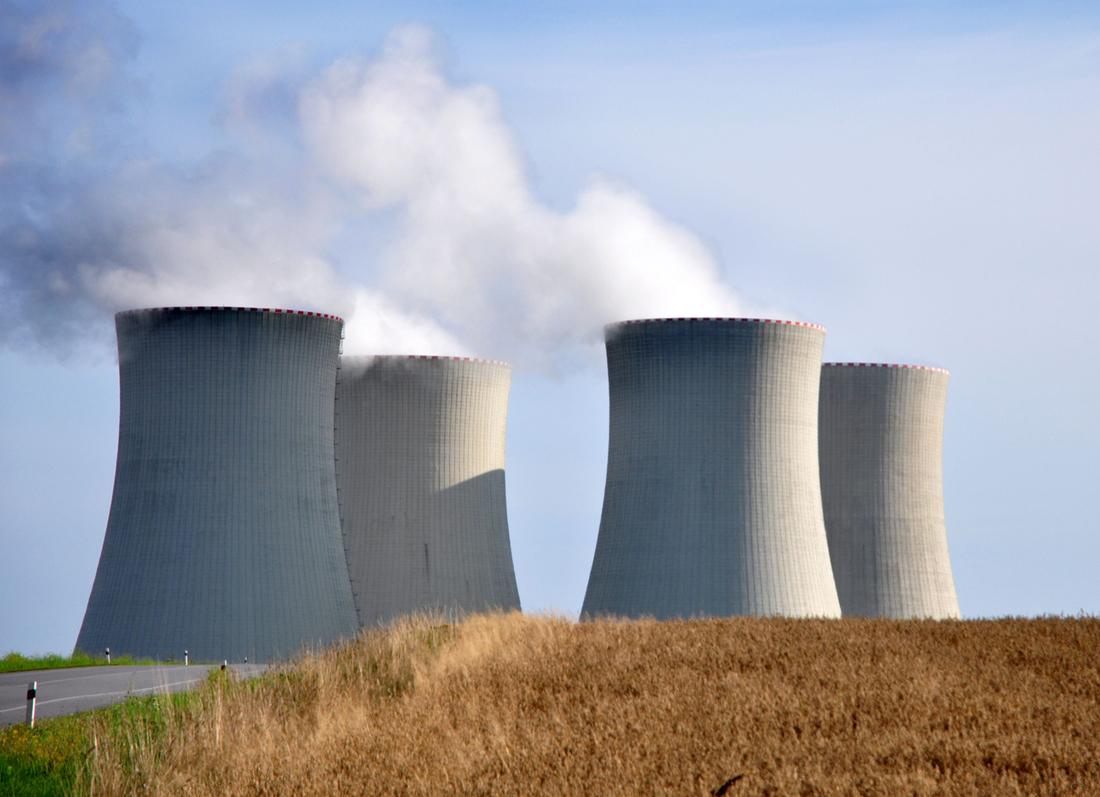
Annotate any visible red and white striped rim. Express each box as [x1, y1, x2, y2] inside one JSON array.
[[116, 306, 344, 323], [610, 317, 826, 332], [343, 354, 510, 368], [822, 362, 950, 376]]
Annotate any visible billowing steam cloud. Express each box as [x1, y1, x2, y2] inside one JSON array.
[[1, 5, 740, 368]]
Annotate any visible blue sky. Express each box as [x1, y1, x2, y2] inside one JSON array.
[[2, 0, 1099, 654]]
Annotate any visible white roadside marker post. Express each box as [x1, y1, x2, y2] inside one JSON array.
[[105, 647, 111, 664], [25, 681, 37, 728], [184, 650, 189, 667]]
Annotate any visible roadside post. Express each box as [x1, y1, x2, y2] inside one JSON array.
[[25, 681, 37, 728], [184, 650, 189, 667], [105, 647, 111, 664]]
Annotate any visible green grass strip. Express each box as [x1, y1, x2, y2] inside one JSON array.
[[1, 652, 162, 673], [0, 670, 229, 796]]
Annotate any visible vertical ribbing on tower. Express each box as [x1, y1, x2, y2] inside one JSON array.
[[819, 363, 960, 619], [75, 307, 358, 662], [582, 318, 841, 619], [336, 355, 520, 626]]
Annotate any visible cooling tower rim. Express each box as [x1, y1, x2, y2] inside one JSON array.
[[116, 306, 344, 322], [823, 362, 950, 376], [341, 353, 511, 368], [608, 317, 826, 332]]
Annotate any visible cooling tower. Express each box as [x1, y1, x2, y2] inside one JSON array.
[[819, 363, 960, 619], [335, 355, 520, 626], [75, 307, 358, 662], [582, 318, 841, 619]]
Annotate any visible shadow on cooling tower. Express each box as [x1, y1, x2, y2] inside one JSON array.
[[349, 469, 521, 627]]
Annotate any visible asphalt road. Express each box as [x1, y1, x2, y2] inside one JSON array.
[[0, 663, 267, 727]]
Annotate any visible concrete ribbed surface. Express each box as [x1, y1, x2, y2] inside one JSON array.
[[75, 308, 358, 662], [819, 364, 960, 619], [336, 356, 520, 626], [582, 319, 841, 619]]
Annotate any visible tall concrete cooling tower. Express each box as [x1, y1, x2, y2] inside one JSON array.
[[582, 318, 842, 619], [336, 355, 521, 626], [76, 307, 358, 662], [819, 363, 960, 619]]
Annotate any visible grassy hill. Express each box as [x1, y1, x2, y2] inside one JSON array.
[[5, 613, 1099, 795]]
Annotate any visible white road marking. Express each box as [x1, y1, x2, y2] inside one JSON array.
[[36, 677, 209, 707], [3, 667, 199, 687], [1, 666, 265, 721], [0, 676, 207, 714]]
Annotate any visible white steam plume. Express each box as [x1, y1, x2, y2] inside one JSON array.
[[301, 27, 740, 367], [2, 10, 741, 368]]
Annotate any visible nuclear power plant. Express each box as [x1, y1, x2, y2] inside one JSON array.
[[582, 318, 842, 619], [75, 307, 359, 662], [818, 363, 960, 619], [73, 305, 962, 662], [335, 356, 521, 626]]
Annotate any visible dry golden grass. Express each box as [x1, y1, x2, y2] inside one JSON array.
[[82, 614, 1100, 796]]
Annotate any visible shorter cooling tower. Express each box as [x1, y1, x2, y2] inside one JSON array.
[[76, 307, 359, 662], [819, 363, 960, 619], [582, 318, 842, 620], [336, 355, 521, 626]]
